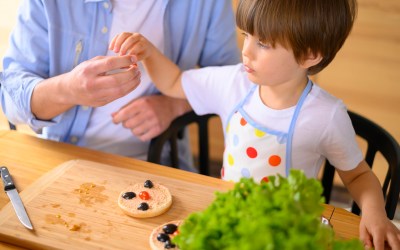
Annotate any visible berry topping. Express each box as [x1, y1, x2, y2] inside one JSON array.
[[144, 180, 154, 188], [122, 192, 136, 199], [157, 233, 170, 242], [164, 240, 176, 249], [139, 191, 150, 200], [137, 202, 149, 211], [163, 223, 178, 234]]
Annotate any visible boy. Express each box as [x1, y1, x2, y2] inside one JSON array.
[[110, 0, 400, 248]]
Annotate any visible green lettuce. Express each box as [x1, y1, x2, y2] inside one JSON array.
[[173, 169, 364, 250]]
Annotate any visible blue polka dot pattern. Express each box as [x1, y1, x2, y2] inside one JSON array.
[[241, 168, 251, 178], [233, 134, 239, 146]]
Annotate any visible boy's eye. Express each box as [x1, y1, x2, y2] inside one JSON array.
[[257, 41, 270, 49], [241, 32, 248, 38]]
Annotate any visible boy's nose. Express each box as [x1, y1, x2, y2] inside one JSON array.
[[241, 39, 254, 62], [242, 43, 250, 61]]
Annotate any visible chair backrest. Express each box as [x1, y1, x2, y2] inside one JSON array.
[[147, 111, 216, 175], [321, 110, 400, 219]]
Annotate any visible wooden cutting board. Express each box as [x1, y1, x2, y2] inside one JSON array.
[[0, 160, 231, 250]]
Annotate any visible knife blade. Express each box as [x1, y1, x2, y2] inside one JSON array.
[[1, 166, 33, 230]]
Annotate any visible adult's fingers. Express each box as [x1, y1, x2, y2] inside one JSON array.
[[136, 126, 158, 142], [106, 66, 141, 99], [96, 65, 141, 90], [93, 61, 138, 86], [87, 66, 140, 106], [87, 55, 107, 62], [129, 121, 157, 142], [112, 101, 141, 125], [87, 55, 137, 75]]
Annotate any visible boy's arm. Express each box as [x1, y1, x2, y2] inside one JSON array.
[[337, 160, 386, 216], [110, 32, 187, 99], [337, 161, 400, 249], [142, 46, 186, 99]]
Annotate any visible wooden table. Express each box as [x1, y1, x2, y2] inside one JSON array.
[[0, 130, 360, 249]]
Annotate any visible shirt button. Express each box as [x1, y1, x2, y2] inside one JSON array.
[[81, 106, 89, 111], [70, 136, 78, 144], [101, 26, 108, 34], [103, 2, 109, 9]]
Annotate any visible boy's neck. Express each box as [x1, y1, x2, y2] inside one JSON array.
[[258, 78, 309, 110]]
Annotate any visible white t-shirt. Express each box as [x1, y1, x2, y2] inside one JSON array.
[[182, 64, 363, 178], [84, 0, 164, 160]]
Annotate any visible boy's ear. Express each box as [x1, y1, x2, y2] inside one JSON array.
[[300, 51, 323, 69]]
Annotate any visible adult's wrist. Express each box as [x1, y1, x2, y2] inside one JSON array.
[[31, 74, 76, 119], [171, 98, 192, 118]]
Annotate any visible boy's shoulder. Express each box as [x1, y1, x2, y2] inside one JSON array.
[[308, 83, 345, 110], [301, 83, 349, 125]]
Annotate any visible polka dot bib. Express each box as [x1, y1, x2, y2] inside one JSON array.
[[222, 81, 312, 183]]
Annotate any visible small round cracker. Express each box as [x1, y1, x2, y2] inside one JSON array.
[[118, 181, 172, 218], [149, 220, 182, 250]]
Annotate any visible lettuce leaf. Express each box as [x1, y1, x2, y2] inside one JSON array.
[[173, 169, 364, 250]]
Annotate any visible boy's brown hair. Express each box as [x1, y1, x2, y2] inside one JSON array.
[[236, 0, 357, 75]]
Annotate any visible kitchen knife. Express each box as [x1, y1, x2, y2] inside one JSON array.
[[1, 166, 33, 230]]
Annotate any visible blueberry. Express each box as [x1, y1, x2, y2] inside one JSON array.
[[163, 223, 178, 234], [157, 233, 170, 242], [137, 202, 149, 211], [144, 180, 154, 188], [164, 240, 176, 249], [122, 192, 136, 199]]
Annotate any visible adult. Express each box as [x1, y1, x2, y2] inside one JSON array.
[[1, 0, 240, 171]]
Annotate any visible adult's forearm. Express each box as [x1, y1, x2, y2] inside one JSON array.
[[31, 74, 75, 120]]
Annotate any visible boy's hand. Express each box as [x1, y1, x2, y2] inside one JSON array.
[[359, 212, 400, 250], [109, 32, 154, 61]]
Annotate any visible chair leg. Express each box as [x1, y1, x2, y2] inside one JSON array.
[[198, 118, 211, 176], [322, 163, 335, 203], [351, 203, 361, 216], [169, 135, 179, 168]]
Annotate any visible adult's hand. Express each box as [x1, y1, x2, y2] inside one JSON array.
[[64, 55, 141, 106], [111, 95, 192, 141], [31, 55, 141, 120]]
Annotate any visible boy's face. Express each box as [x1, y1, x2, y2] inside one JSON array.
[[241, 33, 307, 87]]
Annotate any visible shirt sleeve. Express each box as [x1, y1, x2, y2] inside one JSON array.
[[1, 0, 54, 131], [181, 64, 249, 122], [319, 102, 364, 171]]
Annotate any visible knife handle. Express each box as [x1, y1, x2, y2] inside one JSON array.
[[1, 167, 16, 191]]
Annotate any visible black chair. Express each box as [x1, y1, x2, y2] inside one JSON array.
[[147, 111, 216, 176], [321, 110, 400, 219]]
